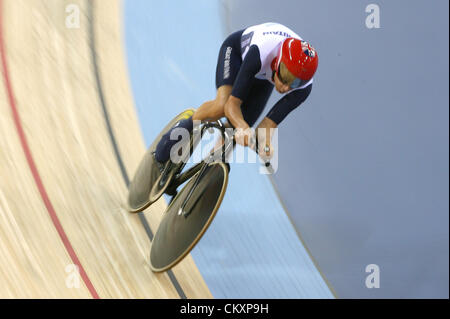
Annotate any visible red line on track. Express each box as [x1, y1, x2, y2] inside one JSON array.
[[0, 0, 99, 299]]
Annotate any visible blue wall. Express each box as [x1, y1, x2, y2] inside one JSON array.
[[223, 0, 449, 298]]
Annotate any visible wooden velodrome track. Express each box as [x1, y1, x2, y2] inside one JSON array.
[[0, 0, 211, 298]]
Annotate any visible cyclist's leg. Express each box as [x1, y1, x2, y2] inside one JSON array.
[[192, 85, 232, 122], [193, 29, 243, 122], [155, 30, 243, 163], [155, 85, 235, 163]]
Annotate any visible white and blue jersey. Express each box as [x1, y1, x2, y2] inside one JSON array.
[[215, 22, 313, 125]]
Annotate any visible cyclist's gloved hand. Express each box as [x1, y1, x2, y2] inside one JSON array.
[[234, 127, 253, 147], [252, 133, 274, 164], [258, 143, 274, 162]]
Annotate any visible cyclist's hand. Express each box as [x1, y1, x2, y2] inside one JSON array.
[[234, 127, 253, 147], [258, 143, 274, 162]]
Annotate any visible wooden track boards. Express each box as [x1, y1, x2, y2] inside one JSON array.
[[0, 0, 211, 298]]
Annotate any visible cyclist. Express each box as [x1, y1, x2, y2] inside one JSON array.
[[155, 22, 318, 163]]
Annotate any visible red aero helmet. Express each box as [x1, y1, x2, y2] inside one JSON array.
[[276, 37, 318, 87]]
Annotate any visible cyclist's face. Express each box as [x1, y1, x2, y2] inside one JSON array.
[[274, 71, 291, 94]]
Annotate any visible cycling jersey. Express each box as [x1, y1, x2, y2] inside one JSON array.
[[216, 22, 313, 125]]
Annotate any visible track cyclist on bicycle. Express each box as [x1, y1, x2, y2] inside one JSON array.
[[155, 22, 318, 164]]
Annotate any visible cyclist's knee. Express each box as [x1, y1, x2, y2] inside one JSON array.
[[212, 100, 226, 120], [193, 99, 225, 121], [214, 98, 227, 114]]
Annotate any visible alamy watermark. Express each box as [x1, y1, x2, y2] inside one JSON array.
[[65, 264, 81, 289], [365, 264, 380, 288], [65, 4, 80, 29], [167, 122, 278, 174], [365, 4, 381, 29]]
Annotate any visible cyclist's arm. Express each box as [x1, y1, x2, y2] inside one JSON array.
[[253, 85, 312, 157], [224, 45, 261, 129], [265, 84, 312, 125], [256, 116, 278, 138], [255, 116, 278, 158]]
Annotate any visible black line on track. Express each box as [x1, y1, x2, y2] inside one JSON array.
[[86, 0, 186, 299]]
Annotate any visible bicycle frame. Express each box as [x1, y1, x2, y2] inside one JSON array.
[[163, 119, 271, 216], [164, 120, 233, 212]]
